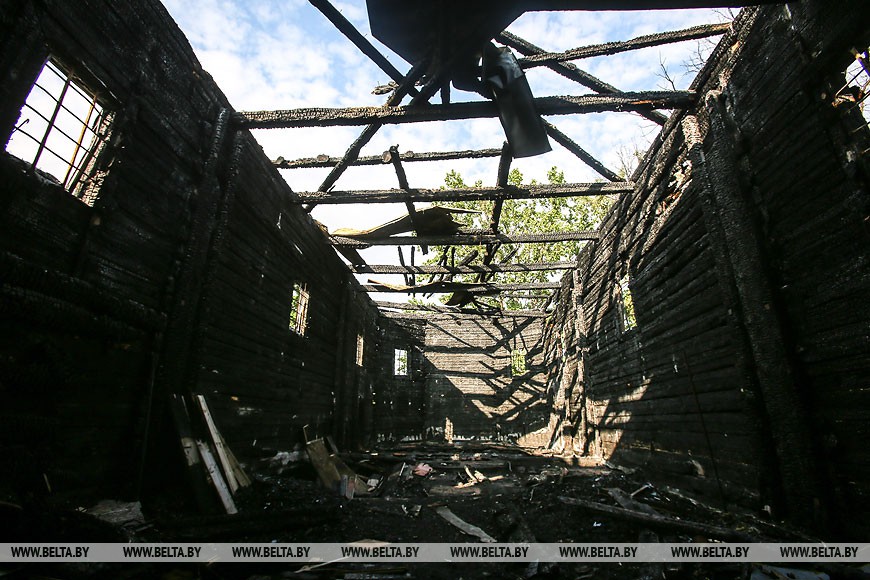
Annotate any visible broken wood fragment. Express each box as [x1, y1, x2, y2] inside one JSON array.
[[196, 440, 237, 515], [558, 496, 756, 542], [435, 506, 497, 542]]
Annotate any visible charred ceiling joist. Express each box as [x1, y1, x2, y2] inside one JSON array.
[[298, 181, 633, 205], [235, 91, 696, 129]]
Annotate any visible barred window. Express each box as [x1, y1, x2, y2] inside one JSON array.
[[289, 282, 310, 335], [6, 58, 112, 204]]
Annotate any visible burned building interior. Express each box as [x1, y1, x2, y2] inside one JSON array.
[[1, 0, 869, 578]]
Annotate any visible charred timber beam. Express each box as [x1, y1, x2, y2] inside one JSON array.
[[497, 31, 668, 126], [518, 23, 731, 69], [490, 141, 513, 233], [299, 181, 632, 205], [275, 147, 503, 169], [544, 120, 622, 181], [376, 301, 549, 318], [308, 0, 418, 96], [236, 92, 696, 129], [363, 282, 562, 293], [351, 261, 576, 274], [333, 231, 599, 247]]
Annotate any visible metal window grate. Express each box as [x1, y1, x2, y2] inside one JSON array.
[[6, 59, 109, 197]]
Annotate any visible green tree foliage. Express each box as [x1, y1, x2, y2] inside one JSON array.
[[430, 166, 615, 309]]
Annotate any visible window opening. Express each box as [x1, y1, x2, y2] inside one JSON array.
[[833, 47, 869, 124], [289, 283, 309, 335], [6, 58, 111, 201], [356, 334, 364, 366], [511, 348, 528, 377], [394, 349, 408, 376], [617, 275, 637, 331]]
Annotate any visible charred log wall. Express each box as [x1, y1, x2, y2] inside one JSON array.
[[420, 314, 548, 446], [372, 315, 428, 443], [0, 0, 380, 501], [547, 1, 870, 535]]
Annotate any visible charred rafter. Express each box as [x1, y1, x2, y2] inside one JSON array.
[[299, 181, 633, 205], [497, 31, 668, 126], [544, 120, 621, 182], [351, 261, 576, 275], [309, 0, 418, 97], [275, 147, 503, 169], [332, 230, 599, 248], [517, 23, 731, 69], [363, 281, 562, 293], [236, 91, 695, 129], [375, 301, 549, 318]]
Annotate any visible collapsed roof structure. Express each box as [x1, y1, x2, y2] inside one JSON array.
[[0, 0, 868, 575]]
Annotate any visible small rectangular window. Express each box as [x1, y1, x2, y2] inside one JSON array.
[[6, 58, 112, 203], [618, 275, 637, 331], [356, 334, 364, 366], [394, 349, 408, 376], [511, 348, 527, 377], [289, 282, 309, 335]]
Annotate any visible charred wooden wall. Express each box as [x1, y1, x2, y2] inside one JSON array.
[[544, 1, 870, 535], [420, 314, 548, 446], [0, 0, 381, 502], [372, 314, 427, 443]]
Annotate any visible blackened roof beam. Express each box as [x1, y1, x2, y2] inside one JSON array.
[[351, 261, 577, 275], [274, 147, 503, 169], [235, 91, 696, 129], [333, 230, 599, 248], [517, 23, 731, 69], [309, 0, 418, 96], [497, 31, 668, 126], [298, 181, 633, 205]]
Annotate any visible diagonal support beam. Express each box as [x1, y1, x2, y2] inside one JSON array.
[[236, 91, 696, 129], [490, 141, 513, 233], [517, 23, 730, 69], [544, 120, 621, 182], [298, 181, 633, 205], [497, 31, 667, 126], [309, 0, 418, 96]]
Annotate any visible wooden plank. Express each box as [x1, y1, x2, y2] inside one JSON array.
[[196, 394, 239, 494], [196, 440, 238, 515], [352, 261, 576, 275]]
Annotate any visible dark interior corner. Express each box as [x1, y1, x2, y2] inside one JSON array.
[[1, 0, 869, 578]]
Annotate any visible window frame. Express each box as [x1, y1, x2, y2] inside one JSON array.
[[5, 56, 114, 204]]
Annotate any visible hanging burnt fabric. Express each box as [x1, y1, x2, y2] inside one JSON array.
[[482, 44, 551, 158]]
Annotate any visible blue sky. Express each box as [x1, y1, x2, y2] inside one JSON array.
[[158, 0, 733, 295]]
